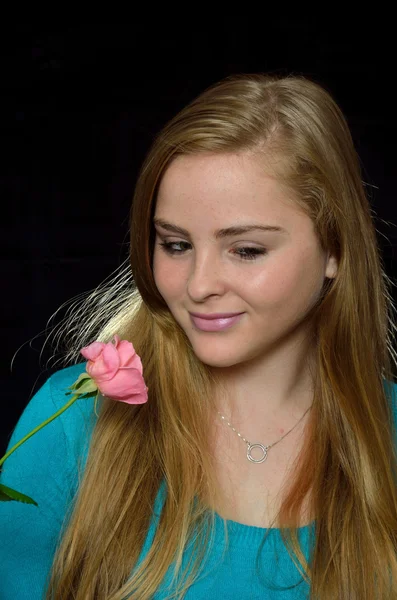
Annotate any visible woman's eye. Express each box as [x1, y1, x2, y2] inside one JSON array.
[[232, 247, 268, 261], [159, 241, 191, 254], [158, 241, 267, 261]]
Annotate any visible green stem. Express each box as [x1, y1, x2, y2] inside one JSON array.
[[0, 394, 80, 468]]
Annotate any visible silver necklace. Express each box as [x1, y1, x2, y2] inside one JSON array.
[[217, 405, 312, 464]]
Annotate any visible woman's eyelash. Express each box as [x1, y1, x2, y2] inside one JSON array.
[[158, 241, 267, 261], [234, 247, 267, 260]]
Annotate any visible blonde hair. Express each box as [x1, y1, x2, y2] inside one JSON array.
[[45, 73, 397, 598]]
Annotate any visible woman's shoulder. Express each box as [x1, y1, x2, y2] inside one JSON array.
[[0, 363, 99, 598], [46, 362, 90, 403], [48, 361, 87, 386], [45, 362, 99, 448], [2, 362, 99, 498], [9, 362, 98, 451]]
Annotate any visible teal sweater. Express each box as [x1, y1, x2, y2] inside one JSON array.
[[1, 364, 396, 599]]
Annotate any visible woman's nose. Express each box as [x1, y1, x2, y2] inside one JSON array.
[[186, 251, 227, 302]]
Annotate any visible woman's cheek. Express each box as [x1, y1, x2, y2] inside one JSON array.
[[154, 259, 183, 299]]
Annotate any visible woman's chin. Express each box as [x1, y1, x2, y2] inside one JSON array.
[[192, 348, 241, 369]]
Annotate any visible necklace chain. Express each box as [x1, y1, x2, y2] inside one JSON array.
[[217, 405, 312, 464]]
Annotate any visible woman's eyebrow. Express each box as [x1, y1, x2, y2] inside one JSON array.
[[153, 218, 288, 238]]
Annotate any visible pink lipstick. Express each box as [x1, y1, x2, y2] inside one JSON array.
[[189, 312, 244, 332]]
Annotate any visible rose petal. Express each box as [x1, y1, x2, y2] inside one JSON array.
[[79, 337, 148, 405], [117, 367, 147, 392], [99, 370, 145, 399], [122, 353, 143, 375], [117, 339, 137, 367], [87, 343, 120, 382], [102, 343, 121, 373], [120, 390, 148, 405], [98, 368, 148, 402], [80, 341, 106, 361]]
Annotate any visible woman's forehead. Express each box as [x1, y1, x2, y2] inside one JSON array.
[[155, 152, 305, 225]]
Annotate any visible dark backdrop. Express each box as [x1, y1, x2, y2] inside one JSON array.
[[1, 19, 396, 456]]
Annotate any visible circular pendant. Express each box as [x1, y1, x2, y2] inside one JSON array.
[[247, 443, 268, 464]]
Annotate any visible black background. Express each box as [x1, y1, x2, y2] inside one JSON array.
[[1, 19, 396, 456]]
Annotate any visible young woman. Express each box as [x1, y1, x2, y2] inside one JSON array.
[[2, 73, 397, 599]]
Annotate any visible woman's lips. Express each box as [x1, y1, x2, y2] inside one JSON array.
[[189, 313, 244, 332]]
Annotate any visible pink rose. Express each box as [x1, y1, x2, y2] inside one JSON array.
[[80, 335, 148, 404]]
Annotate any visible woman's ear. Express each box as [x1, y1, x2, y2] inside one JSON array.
[[325, 252, 338, 279]]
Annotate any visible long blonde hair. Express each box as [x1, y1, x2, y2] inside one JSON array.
[[45, 73, 397, 598]]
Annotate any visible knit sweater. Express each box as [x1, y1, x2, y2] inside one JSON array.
[[1, 363, 396, 599]]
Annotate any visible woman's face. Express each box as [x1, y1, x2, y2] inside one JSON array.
[[152, 151, 337, 368]]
